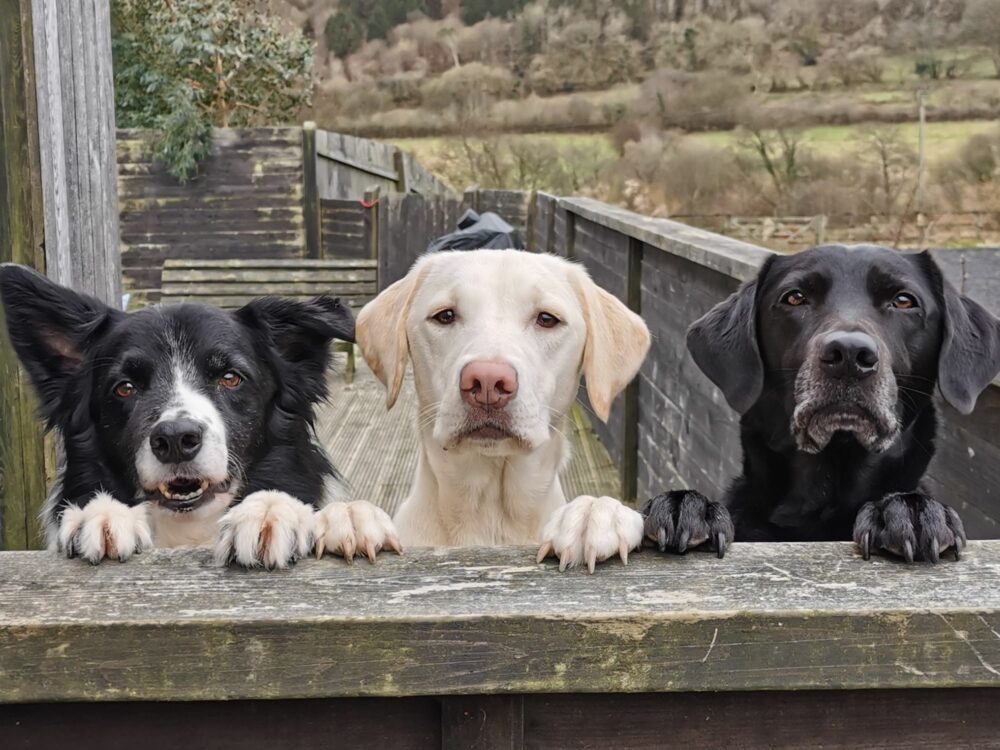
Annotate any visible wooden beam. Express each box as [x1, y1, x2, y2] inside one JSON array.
[[622, 237, 643, 504], [393, 149, 409, 193], [0, 0, 48, 550], [3, 543, 1000, 702], [441, 695, 523, 750], [301, 121, 322, 259]]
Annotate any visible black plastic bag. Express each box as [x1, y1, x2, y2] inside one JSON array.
[[426, 209, 525, 252]]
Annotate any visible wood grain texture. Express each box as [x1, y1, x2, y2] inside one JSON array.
[[0, 0, 48, 551], [118, 128, 306, 303], [2, 542, 1000, 702]]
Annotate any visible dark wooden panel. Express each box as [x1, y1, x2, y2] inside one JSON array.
[[0, 697, 440, 750], [442, 695, 524, 750]]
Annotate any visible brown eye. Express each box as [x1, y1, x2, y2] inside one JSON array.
[[114, 381, 137, 399], [536, 312, 560, 328], [218, 371, 242, 389], [432, 309, 456, 325], [782, 290, 807, 306], [891, 292, 918, 310]]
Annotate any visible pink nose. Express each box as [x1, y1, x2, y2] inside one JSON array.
[[460, 361, 518, 409]]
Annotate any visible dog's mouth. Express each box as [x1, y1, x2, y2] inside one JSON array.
[[447, 413, 530, 450], [793, 401, 899, 454], [146, 477, 231, 513]]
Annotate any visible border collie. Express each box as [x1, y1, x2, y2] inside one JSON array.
[[0, 264, 400, 568]]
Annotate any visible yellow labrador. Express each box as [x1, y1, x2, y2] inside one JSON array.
[[357, 249, 650, 571]]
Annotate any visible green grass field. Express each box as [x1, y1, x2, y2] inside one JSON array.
[[395, 119, 998, 169]]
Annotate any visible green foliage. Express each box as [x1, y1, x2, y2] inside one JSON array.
[[112, 0, 314, 182], [337, 0, 426, 42], [325, 10, 365, 59]]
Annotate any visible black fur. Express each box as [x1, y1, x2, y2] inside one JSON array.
[[644, 245, 1000, 562], [0, 263, 355, 547]]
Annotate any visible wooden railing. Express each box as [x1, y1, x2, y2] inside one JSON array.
[[2, 544, 1000, 746]]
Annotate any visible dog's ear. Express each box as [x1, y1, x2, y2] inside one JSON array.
[[0, 263, 117, 422], [686, 258, 772, 414], [356, 263, 426, 410], [571, 267, 651, 423], [236, 295, 355, 377], [931, 262, 1000, 415]]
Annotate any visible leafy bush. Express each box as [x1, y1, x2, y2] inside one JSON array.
[[113, 0, 313, 182]]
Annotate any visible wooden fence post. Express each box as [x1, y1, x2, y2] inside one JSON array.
[[363, 186, 381, 281], [302, 121, 322, 259], [393, 149, 409, 194], [622, 237, 644, 505], [0, 0, 121, 549]]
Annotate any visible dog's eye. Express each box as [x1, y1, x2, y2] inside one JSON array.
[[782, 290, 808, 306], [432, 308, 456, 325], [891, 292, 919, 310], [536, 312, 561, 328], [113, 381, 137, 399], [218, 371, 243, 389]]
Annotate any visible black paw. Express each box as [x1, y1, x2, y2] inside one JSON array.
[[853, 491, 967, 563], [641, 490, 734, 559]]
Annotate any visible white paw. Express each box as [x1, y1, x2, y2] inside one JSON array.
[[58, 492, 153, 564], [214, 490, 314, 569], [537, 495, 644, 573], [314, 501, 402, 563]]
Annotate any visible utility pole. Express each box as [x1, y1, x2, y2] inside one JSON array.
[[916, 87, 927, 215]]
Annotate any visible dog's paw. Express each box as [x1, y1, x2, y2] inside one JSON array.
[[314, 501, 401, 563], [854, 491, 967, 563], [214, 491, 314, 569], [58, 492, 153, 564], [536, 495, 644, 573], [641, 489, 734, 559]]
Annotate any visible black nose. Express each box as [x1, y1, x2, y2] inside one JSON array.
[[818, 331, 879, 379], [150, 418, 204, 464]]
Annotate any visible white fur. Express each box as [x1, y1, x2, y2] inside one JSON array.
[[214, 490, 314, 569], [357, 250, 650, 570], [314, 501, 401, 562], [135, 365, 229, 490], [56, 492, 153, 563], [149, 491, 234, 547], [537, 495, 644, 573]]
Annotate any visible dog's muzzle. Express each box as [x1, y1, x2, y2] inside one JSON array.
[[792, 330, 900, 454]]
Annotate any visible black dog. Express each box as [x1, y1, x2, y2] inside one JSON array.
[[643, 244, 1000, 562], [0, 264, 399, 567]]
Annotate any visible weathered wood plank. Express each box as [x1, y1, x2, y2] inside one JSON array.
[[163, 258, 377, 270], [2, 543, 1000, 702], [0, 0, 48, 550], [161, 270, 376, 284], [161, 282, 377, 297]]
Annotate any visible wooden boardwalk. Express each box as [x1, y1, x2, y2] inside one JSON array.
[[317, 354, 621, 516]]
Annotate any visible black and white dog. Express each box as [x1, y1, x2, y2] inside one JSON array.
[[0, 264, 399, 567], [644, 244, 1000, 562]]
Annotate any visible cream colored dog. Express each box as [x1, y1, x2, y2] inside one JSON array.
[[357, 249, 651, 571]]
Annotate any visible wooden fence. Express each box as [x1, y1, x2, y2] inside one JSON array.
[[118, 127, 308, 305], [3, 544, 1000, 747]]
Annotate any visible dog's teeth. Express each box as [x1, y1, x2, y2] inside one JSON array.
[[159, 483, 171, 497], [199, 479, 210, 491]]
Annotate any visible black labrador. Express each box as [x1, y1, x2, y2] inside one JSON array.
[[643, 244, 1000, 562]]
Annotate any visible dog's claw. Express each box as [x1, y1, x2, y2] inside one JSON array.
[[619, 540, 630, 566], [315, 537, 325, 560], [364, 540, 377, 564], [537, 541, 553, 564], [903, 539, 914, 564], [585, 545, 598, 574], [929, 536, 940, 564], [558, 549, 572, 573], [642, 490, 734, 558], [861, 531, 871, 561], [854, 492, 966, 564], [386, 534, 403, 555]]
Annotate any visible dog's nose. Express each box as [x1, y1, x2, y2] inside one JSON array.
[[818, 331, 879, 379], [460, 361, 518, 409], [150, 418, 204, 464]]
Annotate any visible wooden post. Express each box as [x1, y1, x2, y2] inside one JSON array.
[[622, 237, 643, 504], [393, 148, 409, 194], [565, 209, 577, 260], [0, 0, 48, 551], [0, 0, 121, 549], [302, 121, 322, 259]]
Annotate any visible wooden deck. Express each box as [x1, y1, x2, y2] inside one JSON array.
[[317, 353, 621, 516]]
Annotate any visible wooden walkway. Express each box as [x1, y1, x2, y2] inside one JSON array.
[[317, 354, 621, 516]]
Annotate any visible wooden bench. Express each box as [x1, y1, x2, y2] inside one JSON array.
[[2, 543, 1000, 748], [160, 258, 378, 381]]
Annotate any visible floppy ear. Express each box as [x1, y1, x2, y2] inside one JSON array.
[[356, 266, 425, 409], [572, 268, 651, 423], [236, 295, 355, 397], [933, 268, 1000, 415], [686, 257, 772, 414], [0, 263, 117, 424]]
